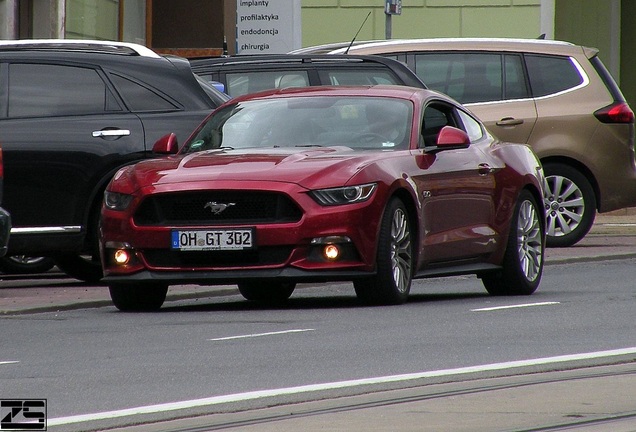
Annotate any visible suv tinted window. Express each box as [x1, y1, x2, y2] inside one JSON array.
[[226, 71, 310, 96], [525, 54, 583, 97], [319, 69, 400, 86], [9, 63, 114, 117], [109, 74, 178, 111]]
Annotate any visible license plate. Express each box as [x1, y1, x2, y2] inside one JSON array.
[[171, 228, 254, 251]]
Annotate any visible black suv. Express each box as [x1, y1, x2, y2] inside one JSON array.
[[189, 54, 426, 97], [0, 40, 229, 281]]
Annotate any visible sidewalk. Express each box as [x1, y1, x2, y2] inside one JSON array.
[[2, 210, 636, 315]]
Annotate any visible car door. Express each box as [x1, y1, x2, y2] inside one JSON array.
[[0, 62, 145, 239], [412, 100, 499, 266]]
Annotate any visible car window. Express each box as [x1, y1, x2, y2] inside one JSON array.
[[184, 96, 413, 152], [457, 110, 484, 142], [225, 71, 310, 97], [504, 54, 529, 100], [109, 74, 179, 111], [320, 69, 401, 86], [8, 63, 119, 117], [413, 53, 502, 103], [421, 101, 460, 147], [525, 54, 584, 97]]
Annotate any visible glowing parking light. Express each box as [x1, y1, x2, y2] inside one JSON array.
[[114, 249, 130, 265], [323, 244, 340, 260]]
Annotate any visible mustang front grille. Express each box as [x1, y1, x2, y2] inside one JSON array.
[[134, 191, 303, 226]]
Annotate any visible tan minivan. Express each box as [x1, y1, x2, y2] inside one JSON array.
[[308, 38, 636, 247]]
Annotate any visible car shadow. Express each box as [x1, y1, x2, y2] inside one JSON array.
[[157, 290, 490, 313]]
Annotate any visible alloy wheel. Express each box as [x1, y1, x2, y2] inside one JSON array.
[[517, 199, 543, 282], [390, 207, 412, 293]]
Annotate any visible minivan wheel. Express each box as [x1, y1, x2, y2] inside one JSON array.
[[109, 283, 168, 312], [543, 163, 596, 248]]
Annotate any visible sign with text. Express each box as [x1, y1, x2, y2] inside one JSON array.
[[236, 0, 301, 54]]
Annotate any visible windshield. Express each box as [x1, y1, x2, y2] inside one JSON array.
[[182, 96, 413, 153]]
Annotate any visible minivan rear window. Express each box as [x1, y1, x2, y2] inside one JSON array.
[[525, 54, 583, 97]]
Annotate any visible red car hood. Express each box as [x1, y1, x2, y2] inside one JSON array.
[[124, 147, 384, 192]]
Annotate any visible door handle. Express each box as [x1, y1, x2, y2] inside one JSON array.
[[478, 163, 495, 176], [496, 117, 524, 126], [92, 129, 131, 138]]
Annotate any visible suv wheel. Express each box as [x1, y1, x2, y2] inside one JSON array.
[[0, 256, 55, 274], [543, 163, 596, 248]]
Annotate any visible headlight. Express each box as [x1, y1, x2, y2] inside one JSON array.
[[104, 191, 133, 211], [310, 183, 376, 206]]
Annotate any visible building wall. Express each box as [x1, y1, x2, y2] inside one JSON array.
[[301, 0, 542, 46]]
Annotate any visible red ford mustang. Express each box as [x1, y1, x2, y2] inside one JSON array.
[[99, 86, 546, 311]]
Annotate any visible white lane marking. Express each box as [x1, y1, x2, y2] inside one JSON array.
[[602, 223, 636, 227], [0, 361, 19, 365], [209, 328, 315, 341], [48, 346, 636, 427], [471, 301, 560, 312]]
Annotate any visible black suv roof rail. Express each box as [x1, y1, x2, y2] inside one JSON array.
[[0, 39, 159, 58], [191, 54, 404, 66]]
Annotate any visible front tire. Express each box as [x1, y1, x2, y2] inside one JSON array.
[[109, 283, 168, 312], [354, 197, 413, 305], [237, 281, 296, 304], [482, 190, 544, 296], [543, 163, 596, 247]]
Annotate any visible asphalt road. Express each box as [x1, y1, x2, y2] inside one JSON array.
[[1, 212, 636, 431]]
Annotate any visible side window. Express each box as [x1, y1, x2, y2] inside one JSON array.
[[320, 69, 400, 86], [109, 74, 178, 112], [457, 110, 484, 142], [504, 54, 529, 100], [413, 53, 503, 104], [421, 101, 458, 147], [225, 71, 310, 97], [8, 63, 116, 117], [525, 54, 584, 97]]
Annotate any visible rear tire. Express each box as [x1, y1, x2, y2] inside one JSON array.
[[482, 190, 544, 296], [354, 197, 413, 305], [109, 283, 168, 312], [237, 281, 296, 304], [543, 163, 596, 247]]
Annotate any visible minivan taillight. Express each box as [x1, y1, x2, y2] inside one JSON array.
[[594, 102, 635, 124]]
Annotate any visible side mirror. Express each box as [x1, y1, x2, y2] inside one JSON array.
[[152, 133, 179, 155], [436, 126, 470, 147]]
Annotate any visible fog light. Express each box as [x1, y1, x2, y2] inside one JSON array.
[[113, 249, 130, 265], [323, 244, 340, 260]]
